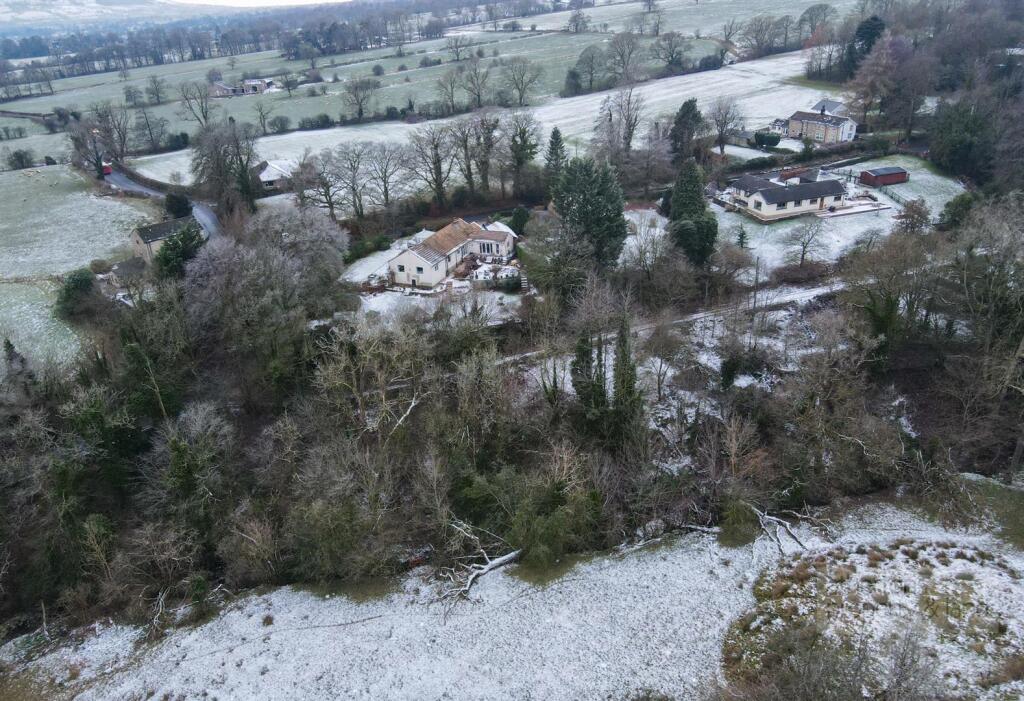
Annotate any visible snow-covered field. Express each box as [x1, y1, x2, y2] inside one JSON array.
[[852, 154, 966, 215], [460, 0, 862, 36], [5, 501, 1020, 700], [131, 51, 840, 184], [0, 166, 153, 369]]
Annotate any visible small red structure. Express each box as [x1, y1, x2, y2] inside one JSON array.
[[859, 166, 909, 187], [102, 161, 113, 176]]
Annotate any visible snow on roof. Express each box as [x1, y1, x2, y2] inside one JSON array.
[[788, 110, 855, 127], [483, 221, 517, 237], [259, 160, 295, 182]]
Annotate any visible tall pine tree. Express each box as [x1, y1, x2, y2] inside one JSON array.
[[668, 159, 718, 267], [669, 98, 706, 163], [553, 157, 628, 268], [544, 127, 568, 189], [571, 332, 607, 432]]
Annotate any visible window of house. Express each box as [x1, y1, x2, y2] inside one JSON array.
[[809, 198, 818, 205], [397, 264, 405, 272], [754, 201, 762, 210], [434, 264, 438, 270], [447, 255, 451, 262], [777, 201, 788, 209], [416, 266, 424, 274]]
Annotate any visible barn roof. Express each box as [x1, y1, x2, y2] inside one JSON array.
[[134, 216, 195, 243], [863, 166, 908, 177]]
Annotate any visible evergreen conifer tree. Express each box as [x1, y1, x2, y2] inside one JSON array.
[[554, 157, 628, 268]]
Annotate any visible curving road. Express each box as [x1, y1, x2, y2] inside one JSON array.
[[105, 171, 222, 238]]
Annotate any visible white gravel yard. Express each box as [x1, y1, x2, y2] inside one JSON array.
[[5, 501, 1021, 701]]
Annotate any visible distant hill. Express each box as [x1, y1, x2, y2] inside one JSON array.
[[0, 0, 236, 29]]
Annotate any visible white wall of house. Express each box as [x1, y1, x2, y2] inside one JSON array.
[[743, 192, 846, 221], [388, 249, 445, 288], [741, 190, 843, 220]]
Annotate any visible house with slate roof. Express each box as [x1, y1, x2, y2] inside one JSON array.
[[387, 219, 517, 288], [130, 215, 196, 264], [727, 170, 848, 222]]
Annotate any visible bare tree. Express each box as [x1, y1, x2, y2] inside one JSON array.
[[333, 142, 370, 219], [365, 142, 407, 209], [784, 218, 826, 266], [740, 15, 780, 57], [178, 81, 219, 127], [472, 111, 502, 192], [650, 31, 689, 73], [708, 95, 743, 155], [459, 58, 492, 109], [502, 57, 543, 107], [435, 68, 462, 114], [566, 9, 591, 33], [293, 149, 346, 220], [343, 78, 381, 121], [254, 101, 275, 135], [606, 32, 642, 84], [67, 117, 106, 178], [146, 75, 168, 105], [721, 18, 741, 43], [407, 123, 455, 209], [446, 35, 473, 61], [133, 107, 169, 152], [575, 45, 606, 91], [92, 101, 131, 161], [593, 87, 646, 160], [450, 117, 478, 195]]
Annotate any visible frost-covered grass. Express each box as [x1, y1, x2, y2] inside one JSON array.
[[133, 50, 841, 185], [4, 31, 714, 143], [852, 154, 966, 216], [725, 530, 1024, 699], [461, 0, 863, 36], [4, 500, 1019, 701], [0, 166, 154, 368]]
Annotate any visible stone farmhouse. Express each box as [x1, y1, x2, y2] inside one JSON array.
[[130, 215, 196, 264], [210, 77, 276, 98], [388, 219, 517, 289], [786, 108, 857, 144]]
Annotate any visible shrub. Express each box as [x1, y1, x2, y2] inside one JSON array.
[[419, 56, 442, 68], [371, 64, 384, 76], [343, 235, 392, 264], [268, 115, 291, 133], [741, 156, 779, 170], [154, 222, 205, 279], [55, 268, 96, 319], [298, 114, 334, 130], [5, 148, 34, 170], [508, 478, 604, 568], [165, 192, 192, 219], [753, 132, 781, 148]]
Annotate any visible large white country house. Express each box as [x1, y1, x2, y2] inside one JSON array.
[[388, 218, 517, 288]]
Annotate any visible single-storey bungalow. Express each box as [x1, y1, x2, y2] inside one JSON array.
[[729, 173, 847, 221], [859, 166, 909, 187], [388, 219, 517, 289], [786, 110, 857, 144], [130, 215, 195, 264]]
